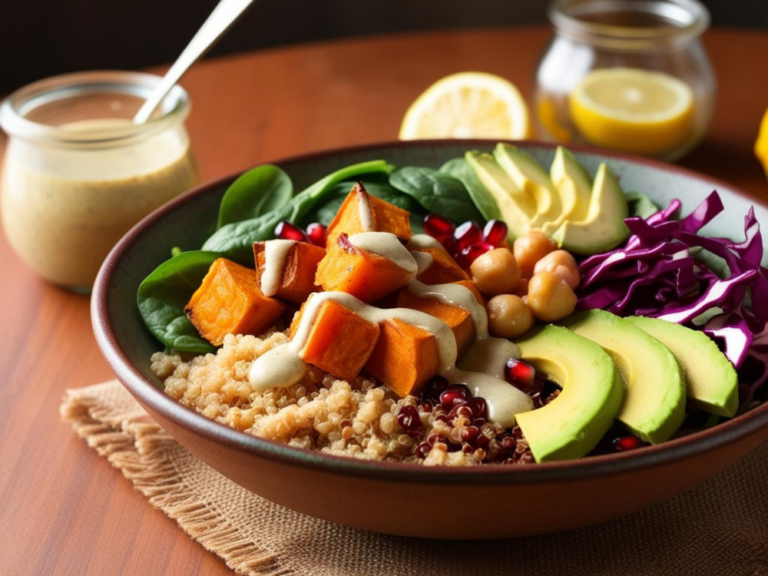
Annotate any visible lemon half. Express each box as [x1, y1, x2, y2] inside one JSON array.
[[399, 72, 531, 140], [570, 68, 694, 156], [756, 106, 768, 179]]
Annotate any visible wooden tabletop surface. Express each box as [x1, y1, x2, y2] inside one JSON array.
[[1, 27, 767, 575]]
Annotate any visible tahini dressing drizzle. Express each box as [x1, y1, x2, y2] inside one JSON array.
[[260, 240, 296, 297], [249, 232, 533, 426]]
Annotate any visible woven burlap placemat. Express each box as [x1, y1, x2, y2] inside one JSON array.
[[61, 380, 768, 576]]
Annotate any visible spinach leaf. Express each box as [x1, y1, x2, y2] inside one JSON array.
[[203, 160, 393, 263], [389, 166, 484, 224], [625, 191, 660, 219], [217, 165, 293, 229], [301, 180, 424, 227], [440, 157, 502, 221], [137, 251, 220, 354]]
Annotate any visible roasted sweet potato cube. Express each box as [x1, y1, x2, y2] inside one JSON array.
[[254, 241, 326, 303], [326, 183, 411, 247], [186, 258, 286, 346], [411, 245, 470, 285], [396, 280, 483, 357], [315, 234, 415, 303], [296, 299, 380, 381], [365, 319, 441, 398]]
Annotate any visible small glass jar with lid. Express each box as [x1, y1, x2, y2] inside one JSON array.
[[0, 71, 197, 293], [534, 0, 716, 161]]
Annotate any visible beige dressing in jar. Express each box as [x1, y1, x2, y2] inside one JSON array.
[[0, 71, 196, 291]]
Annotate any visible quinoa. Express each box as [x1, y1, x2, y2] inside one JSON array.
[[152, 331, 536, 466]]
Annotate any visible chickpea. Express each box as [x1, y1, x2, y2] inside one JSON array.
[[513, 230, 557, 277], [470, 248, 520, 295], [487, 294, 535, 339], [533, 250, 580, 290], [527, 271, 577, 322]]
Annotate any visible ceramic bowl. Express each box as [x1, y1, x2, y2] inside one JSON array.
[[92, 140, 768, 539]]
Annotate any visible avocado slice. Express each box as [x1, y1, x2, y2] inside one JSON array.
[[493, 143, 562, 228], [626, 316, 739, 417], [550, 163, 630, 255], [465, 151, 537, 240], [563, 310, 686, 444], [515, 325, 624, 462], [542, 146, 593, 235]]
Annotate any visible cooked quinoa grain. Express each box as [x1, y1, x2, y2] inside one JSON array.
[[152, 331, 538, 466]]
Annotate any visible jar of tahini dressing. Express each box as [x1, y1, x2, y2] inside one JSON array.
[[0, 71, 197, 292]]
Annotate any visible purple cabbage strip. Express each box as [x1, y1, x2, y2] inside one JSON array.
[[577, 190, 768, 402], [680, 191, 723, 233], [704, 314, 754, 368], [656, 270, 757, 325]]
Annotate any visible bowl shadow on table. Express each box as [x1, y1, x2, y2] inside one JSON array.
[[276, 442, 768, 575]]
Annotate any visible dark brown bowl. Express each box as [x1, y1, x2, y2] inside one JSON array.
[[92, 140, 768, 538]]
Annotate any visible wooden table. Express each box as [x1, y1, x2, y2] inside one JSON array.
[[1, 28, 767, 575]]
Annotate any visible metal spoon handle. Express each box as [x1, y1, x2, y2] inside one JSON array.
[[134, 0, 256, 124]]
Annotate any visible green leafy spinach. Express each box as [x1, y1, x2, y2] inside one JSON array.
[[217, 165, 293, 229], [389, 166, 484, 224], [202, 160, 393, 264]]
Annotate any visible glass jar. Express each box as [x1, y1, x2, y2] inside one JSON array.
[[534, 0, 715, 161], [0, 71, 197, 293]]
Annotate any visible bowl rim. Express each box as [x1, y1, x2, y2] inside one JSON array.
[[92, 138, 768, 486]]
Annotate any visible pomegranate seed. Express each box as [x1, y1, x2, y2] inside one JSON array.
[[500, 434, 517, 450], [613, 435, 645, 452], [472, 417, 487, 428], [396, 405, 422, 433], [423, 376, 449, 401], [416, 442, 432, 459], [274, 221, 308, 242], [461, 426, 480, 443], [468, 397, 487, 419], [448, 405, 473, 421], [454, 221, 483, 249], [426, 433, 443, 446], [460, 242, 494, 266], [439, 384, 471, 410], [419, 401, 433, 413], [423, 214, 455, 240], [505, 358, 537, 391], [306, 222, 326, 246], [483, 220, 508, 246], [442, 236, 460, 255]]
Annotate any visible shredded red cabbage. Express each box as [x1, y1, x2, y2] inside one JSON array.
[[577, 191, 768, 406]]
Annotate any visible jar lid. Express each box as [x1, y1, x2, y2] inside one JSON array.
[[0, 70, 190, 147]]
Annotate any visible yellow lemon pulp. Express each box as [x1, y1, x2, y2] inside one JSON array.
[[399, 72, 531, 140], [756, 107, 768, 179], [570, 68, 694, 157]]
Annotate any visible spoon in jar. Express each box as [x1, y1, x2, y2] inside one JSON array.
[[133, 0, 256, 124]]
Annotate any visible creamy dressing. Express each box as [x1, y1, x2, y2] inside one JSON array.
[[348, 232, 418, 275], [248, 230, 533, 427], [412, 251, 434, 275], [408, 234, 444, 250], [357, 189, 375, 231], [1, 118, 196, 289], [260, 240, 295, 297]]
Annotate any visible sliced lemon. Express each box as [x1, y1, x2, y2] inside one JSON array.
[[399, 72, 531, 140], [570, 68, 694, 157]]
